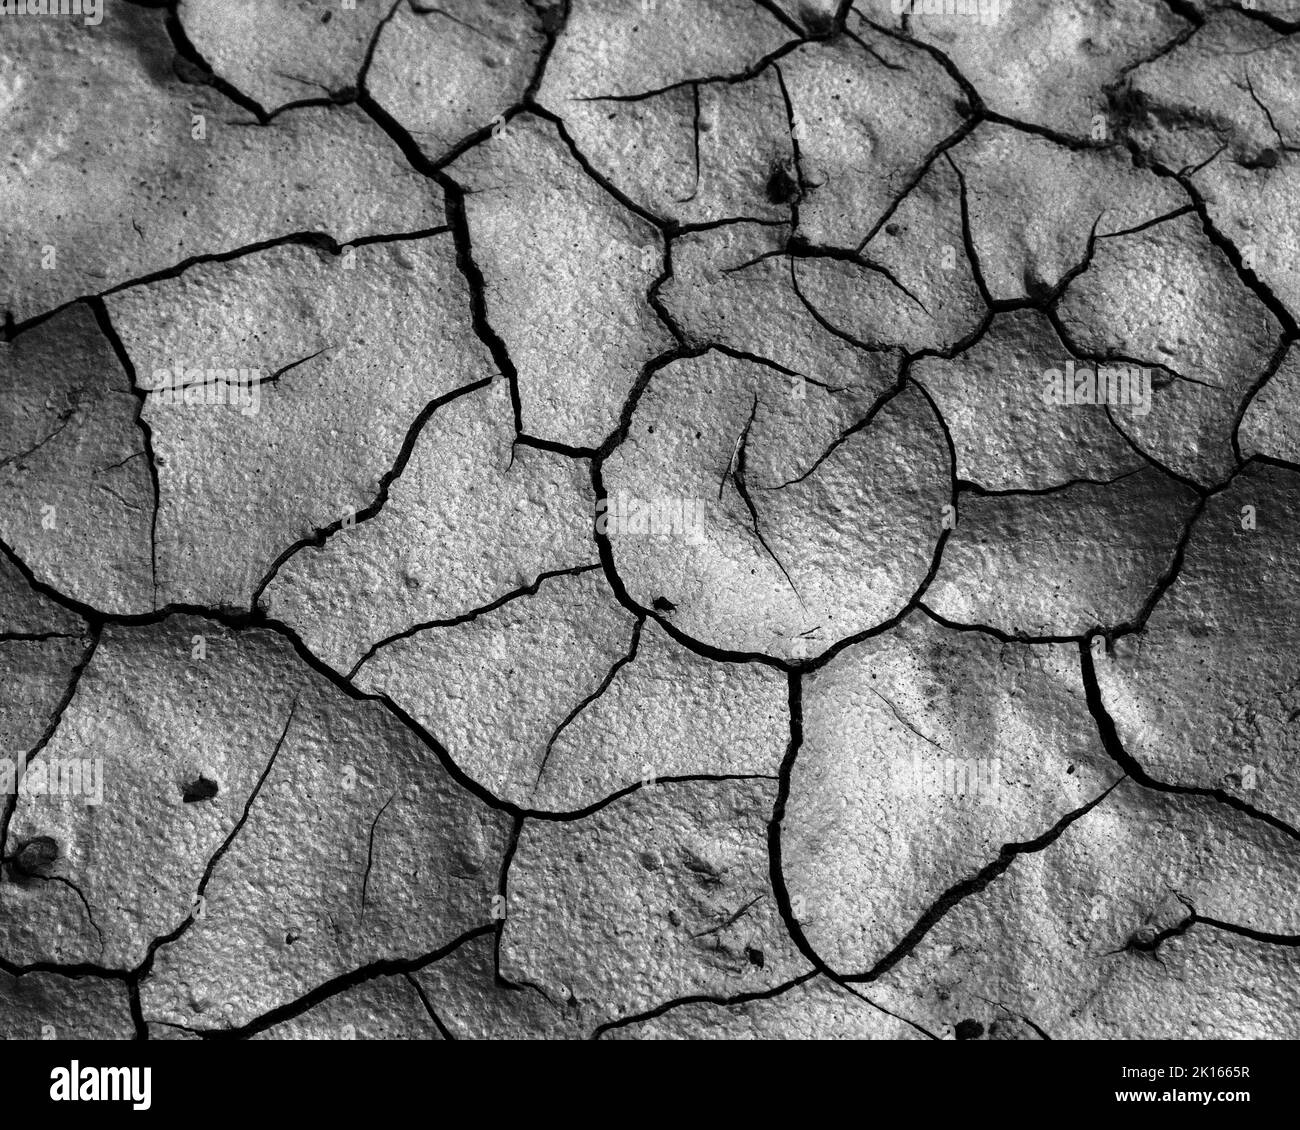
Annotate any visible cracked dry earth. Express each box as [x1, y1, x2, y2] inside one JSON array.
[[1, 0, 1299, 1045]]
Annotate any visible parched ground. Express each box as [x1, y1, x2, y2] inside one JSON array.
[[1, 0, 1299, 1041]]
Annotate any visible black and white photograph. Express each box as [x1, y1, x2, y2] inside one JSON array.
[[0, 0, 1295, 1112]]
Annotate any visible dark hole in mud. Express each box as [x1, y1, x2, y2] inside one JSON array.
[[800, 5, 836, 36], [11, 835, 59, 877], [1106, 84, 1148, 134], [182, 775, 220, 803], [1125, 925, 1160, 953], [765, 160, 801, 205], [1242, 147, 1279, 171]]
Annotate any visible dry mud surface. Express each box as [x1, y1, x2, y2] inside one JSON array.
[[1, 0, 1299, 1041]]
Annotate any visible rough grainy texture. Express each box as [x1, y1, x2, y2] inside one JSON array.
[[601, 354, 951, 660], [106, 235, 499, 609], [0, 3, 441, 324], [925, 468, 1201, 638], [444, 113, 675, 447], [177, 0, 391, 116], [2, 0, 1298, 1045], [500, 778, 810, 1032], [0, 971, 135, 1040], [1240, 344, 1300, 465], [246, 975, 444, 1041], [368, 1, 546, 163], [602, 974, 928, 1039], [866, 780, 1300, 1039], [1094, 464, 1300, 827], [910, 308, 1147, 490], [1, 306, 154, 614], [950, 123, 1186, 302], [1056, 211, 1285, 486], [782, 613, 1122, 973], [260, 377, 598, 672]]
